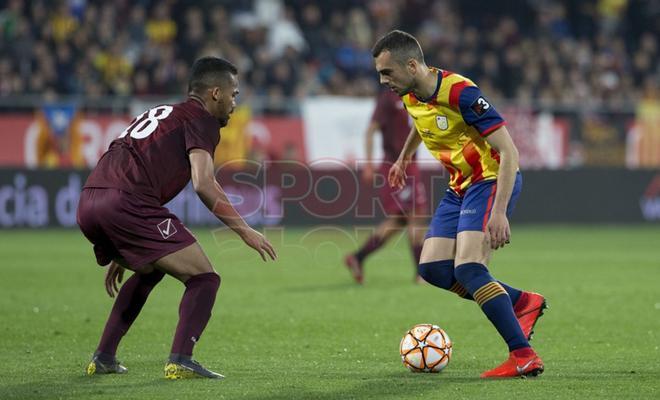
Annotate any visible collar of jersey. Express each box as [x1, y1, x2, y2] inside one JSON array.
[[188, 96, 206, 111], [412, 67, 442, 104]]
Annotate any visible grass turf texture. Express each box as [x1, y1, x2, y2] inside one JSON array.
[[0, 226, 659, 400]]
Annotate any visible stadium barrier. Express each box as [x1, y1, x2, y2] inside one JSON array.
[[0, 167, 658, 228], [3, 99, 654, 170]]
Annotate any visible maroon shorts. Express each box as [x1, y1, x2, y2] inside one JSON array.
[[77, 187, 196, 269], [379, 163, 428, 217]]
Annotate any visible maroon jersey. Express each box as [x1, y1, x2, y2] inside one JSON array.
[[371, 90, 412, 162], [85, 98, 220, 205]]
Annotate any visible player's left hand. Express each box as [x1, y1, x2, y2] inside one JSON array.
[[486, 212, 511, 250], [388, 159, 409, 189], [239, 227, 278, 262], [105, 261, 125, 298]]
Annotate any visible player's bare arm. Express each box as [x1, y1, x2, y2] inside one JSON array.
[[389, 125, 421, 189], [362, 121, 379, 183], [484, 126, 520, 250], [189, 149, 277, 261]]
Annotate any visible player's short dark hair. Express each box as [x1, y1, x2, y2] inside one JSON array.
[[372, 30, 424, 64], [188, 56, 238, 94]]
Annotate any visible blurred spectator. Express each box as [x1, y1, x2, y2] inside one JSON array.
[[50, 1, 78, 43], [633, 77, 660, 167], [0, 0, 22, 40], [266, 4, 306, 58], [145, 3, 176, 45], [93, 40, 133, 95], [0, 0, 656, 109]]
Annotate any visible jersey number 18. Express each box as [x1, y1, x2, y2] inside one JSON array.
[[119, 105, 174, 139]]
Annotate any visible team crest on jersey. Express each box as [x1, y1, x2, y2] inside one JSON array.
[[436, 115, 448, 130]]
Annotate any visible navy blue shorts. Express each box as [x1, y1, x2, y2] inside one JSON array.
[[426, 172, 523, 239]]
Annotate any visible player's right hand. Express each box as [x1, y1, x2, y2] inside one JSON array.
[[240, 227, 277, 262], [388, 159, 408, 189], [105, 261, 125, 298]]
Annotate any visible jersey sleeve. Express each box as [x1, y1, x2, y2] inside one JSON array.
[[458, 86, 505, 137], [184, 116, 221, 157]]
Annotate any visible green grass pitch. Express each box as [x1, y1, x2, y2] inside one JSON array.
[[1, 226, 659, 399]]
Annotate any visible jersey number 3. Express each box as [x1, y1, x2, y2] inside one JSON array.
[[119, 105, 173, 139]]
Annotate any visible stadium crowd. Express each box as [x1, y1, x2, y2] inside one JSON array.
[[0, 0, 657, 109]]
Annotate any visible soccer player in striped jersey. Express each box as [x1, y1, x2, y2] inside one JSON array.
[[372, 30, 546, 378]]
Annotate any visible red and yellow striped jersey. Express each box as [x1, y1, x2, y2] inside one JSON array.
[[402, 69, 506, 195]]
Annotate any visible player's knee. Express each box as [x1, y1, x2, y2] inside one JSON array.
[[455, 232, 490, 266], [209, 271, 221, 289], [418, 259, 455, 289], [203, 271, 221, 290], [453, 262, 488, 286], [187, 257, 216, 276], [139, 269, 165, 287], [420, 237, 456, 264], [184, 271, 221, 290], [454, 244, 489, 266], [454, 246, 489, 266]]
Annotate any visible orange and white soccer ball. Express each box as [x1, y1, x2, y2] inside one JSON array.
[[399, 324, 452, 372]]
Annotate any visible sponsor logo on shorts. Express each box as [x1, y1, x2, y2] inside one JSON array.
[[460, 209, 477, 215], [157, 218, 177, 239]]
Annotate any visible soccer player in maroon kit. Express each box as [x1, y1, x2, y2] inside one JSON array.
[[77, 57, 276, 379], [344, 89, 428, 284]]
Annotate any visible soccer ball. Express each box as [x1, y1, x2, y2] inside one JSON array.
[[399, 324, 452, 373]]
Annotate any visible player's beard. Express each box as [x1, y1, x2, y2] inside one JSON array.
[[396, 84, 413, 96], [219, 107, 234, 127], [396, 87, 411, 96], [394, 79, 415, 96]]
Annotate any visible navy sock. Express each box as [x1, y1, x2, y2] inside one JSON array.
[[499, 282, 522, 305], [417, 260, 523, 304], [418, 260, 472, 299], [454, 262, 529, 351]]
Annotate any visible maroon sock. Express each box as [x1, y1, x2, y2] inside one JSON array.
[[97, 270, 165, 356], [170, 272, 221, 357], [355, 235, 385, 263]]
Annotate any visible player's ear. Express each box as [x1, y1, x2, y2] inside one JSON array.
[[211, 87, 222, 101], [407, 59, 417, 75]]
